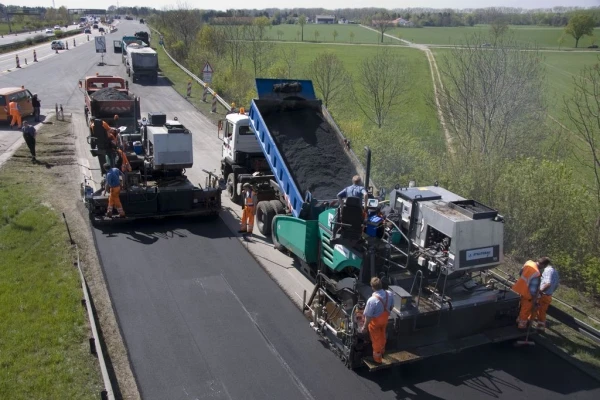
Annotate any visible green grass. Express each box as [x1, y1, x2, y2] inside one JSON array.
[[264, 23, 402, 44], [0, 120, 101, 399], [390, 25, 600, 49]]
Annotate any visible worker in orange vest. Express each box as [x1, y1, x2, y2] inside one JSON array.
[[511, 257, 551, 330], [103, 163, 126, 218], [8, 99, 22, 129], [359, 277, 394, 364], [238, 183, 257, 234], [116, 148, 132, 173]]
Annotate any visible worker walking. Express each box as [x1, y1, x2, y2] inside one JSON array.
[[103, 163, 126, 218], [337, 175, 369, 207], [238, 183, 256, 234], [9, 98, 22, 129], [21, 121, 37, 162], [31, 93, 41, 122], [535, 264, 559, 333], [512, 257, 551, 330], [360, 277, 394, 364]]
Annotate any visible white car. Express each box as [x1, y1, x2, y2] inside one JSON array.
[[53, 25, 61, 30], [45, 28, 53, 34]]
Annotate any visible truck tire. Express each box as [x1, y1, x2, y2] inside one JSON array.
[[270, 200, 286, 215], [256, 201, 276, 236], [227, 173, 240, 203], [271, 215, 285, 252]]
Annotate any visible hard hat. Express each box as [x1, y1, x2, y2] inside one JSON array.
[[243, 183, 251, 188]]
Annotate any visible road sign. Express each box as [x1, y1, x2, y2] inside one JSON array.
[[202, 62, 214, 74], [203, 72, 213, 83], [95, 36, 106, 53]]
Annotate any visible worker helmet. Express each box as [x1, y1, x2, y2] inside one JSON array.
[[243, 183, 251, 189]]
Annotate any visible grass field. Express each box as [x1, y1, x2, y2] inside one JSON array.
[[391, 25, 600, 49], [264, 23, 403, 44], [0, 119, 102, 398]]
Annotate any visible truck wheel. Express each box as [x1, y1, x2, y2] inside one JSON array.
[[271, 215, 285, 251], [226, 173, 240, 203], [270, 200, 286, 215], [256, 201, 275, 236]]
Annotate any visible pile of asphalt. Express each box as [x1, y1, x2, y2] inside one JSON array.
[[262, 104, 356, 199], [91, 88, 132, 100]]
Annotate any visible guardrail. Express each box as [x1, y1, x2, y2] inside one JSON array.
[[490, 269, 600, 343], [148, 26, 231, 113]]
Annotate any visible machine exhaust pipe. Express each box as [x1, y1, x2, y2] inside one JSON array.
[[364, 146, 371, 191]]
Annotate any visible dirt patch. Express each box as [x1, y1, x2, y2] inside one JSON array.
[[260, 102, 357, 199], [2, 117, 140, 400]]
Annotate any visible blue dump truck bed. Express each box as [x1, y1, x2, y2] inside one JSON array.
[[248, 79, 359, 218]]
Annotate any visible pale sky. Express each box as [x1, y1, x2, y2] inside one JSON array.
[[17, 0, 600, 11]]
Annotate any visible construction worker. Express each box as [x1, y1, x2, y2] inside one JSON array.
[[8, 98, 22, 129], [337, 175, 369, 207], [32, 93, 41, 122], [512, 257, 551, 330], [536, 264, 560, 332], [116, 148, 132, 173], [21, 121, 37, 162], [103, 163, 125, 218], [360, 277, 394, 364], [238, 183, 257, 234]]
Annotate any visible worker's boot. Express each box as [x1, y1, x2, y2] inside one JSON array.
[[238, 229, 247, 233]]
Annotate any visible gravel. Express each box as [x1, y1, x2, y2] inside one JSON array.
[[260, 102, 357, 199], [90, 87, 132, 100]]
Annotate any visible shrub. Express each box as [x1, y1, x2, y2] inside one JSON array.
[[54, 30, 64, 38]]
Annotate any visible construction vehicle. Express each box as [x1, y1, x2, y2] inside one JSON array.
[[113, 35, 147, 64], [125, 46, 158, 83], [79, 74, 140, 172], [82, 112, 222, 224], [219, 79, 524, 370], [134, 30, 149, 45]]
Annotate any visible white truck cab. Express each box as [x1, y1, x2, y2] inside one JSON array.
[[218, 111, 269, 202]]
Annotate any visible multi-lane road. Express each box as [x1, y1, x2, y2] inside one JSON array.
[[1, 21, 599, 400], [0, 23, 83, 46]]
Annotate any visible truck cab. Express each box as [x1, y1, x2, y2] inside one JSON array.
[[219, 111, 269, 202]]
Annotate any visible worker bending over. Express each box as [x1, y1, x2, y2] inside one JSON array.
[[360, 277, 394, 364], [337, 175, 369, 207], [103, 163, 126, 218], [511, 257, 550, 330], [238, 183, 257, 234], [536, 264, 559, 332], [8, 98, 22, 129]]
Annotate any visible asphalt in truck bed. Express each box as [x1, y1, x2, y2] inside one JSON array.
[[260, 103, 357, 199]]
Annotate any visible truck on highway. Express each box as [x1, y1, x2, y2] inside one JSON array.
[[79, 74, 140, 171], [218, 79, 524, 370], [114, 35, 147, 64], [125, 46, 158, 84], [134, 30, 149, 45]]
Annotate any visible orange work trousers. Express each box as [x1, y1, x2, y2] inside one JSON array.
[[368, 311, 390, 363], [517, 294, 535, 329], [240, 205, 254, 233], [107, 187, 125, 217], [10, 112, 22, 128], [535, 294, 552, 326]]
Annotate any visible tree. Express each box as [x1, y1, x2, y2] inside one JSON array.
[[565, 14, 595, 48], [332, 29, 338, 42], [247, 16, 274, 77], [354, 48, 407, 128], [372, 12, 393, 43], [298, 14, 306, 41], [280, 47, 298, 78], [565, 61, 600, 212], [558, 33, 566, 50], [436, 33, 546, 158], [490, 19, 509, 41], [222, 19, 248, 71], [314, 30, 320, 42], [307, 52, 349, 108], [349, 31, 355, 42]]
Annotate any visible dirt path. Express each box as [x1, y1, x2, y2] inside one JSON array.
[[359, 25, 453, 152]]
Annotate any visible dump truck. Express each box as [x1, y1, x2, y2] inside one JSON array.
[[125, 46, 158, 83], [134, 30, 149, 45], [82, 112, 222, 224], [113, 35, 147, 64], [219, 79, 524, 371], [79, 74, 141, 172]]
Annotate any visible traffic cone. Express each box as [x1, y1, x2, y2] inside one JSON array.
[[73, 38, 76, 47], [15, 55, 21, 68], [33, 50, 38, 62]]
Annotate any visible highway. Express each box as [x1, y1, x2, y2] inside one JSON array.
[[0, 24, 82, 46], [1, 20, 599, 400]]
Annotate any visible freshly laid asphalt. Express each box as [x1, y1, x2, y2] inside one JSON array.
[[1, 19, 599, 400]]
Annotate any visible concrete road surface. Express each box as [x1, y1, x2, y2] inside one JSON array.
[[1, 20, 599, 400]]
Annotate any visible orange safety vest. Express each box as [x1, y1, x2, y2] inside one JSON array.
[[8, 101, 18, 114], [511, 260, 540, 297], [244, 190, 254, 207], [118, 149, 132, 172]]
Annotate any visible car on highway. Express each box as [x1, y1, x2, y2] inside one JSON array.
[[51, 40, 65, 50], [589, 44, 599, 49], [45, 28, 53, 34], [54, 25, 61, 30], [98, 27, 105, 33], [0, 87, 34, 122], [93, 24, 98, 29], [84, 28, 92, 34]]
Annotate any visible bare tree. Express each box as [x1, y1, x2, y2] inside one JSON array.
[[354, 48, 407, 128], [161, 6, 203, 49], [436, 33, 546, 157], [565, 61, 600, 208], [372, 12, 393, 43], [298, 14, 306, 41], [280, 47, 298, 78], [246, 16, 274, 77], [307, 52, 349, 108], [222, 18, 248, 71]]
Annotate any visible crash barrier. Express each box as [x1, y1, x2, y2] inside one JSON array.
[[33, 50, 38, 62], [0, 29, 87, 54], [69, 236, 116, 400], [187, 81, 192, 97], [490, 270, 600, 343], [15, 55, 20, 68], [149, 27, 231, 113]]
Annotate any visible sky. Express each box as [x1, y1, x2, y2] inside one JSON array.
[[16, 0, 600, 11]]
